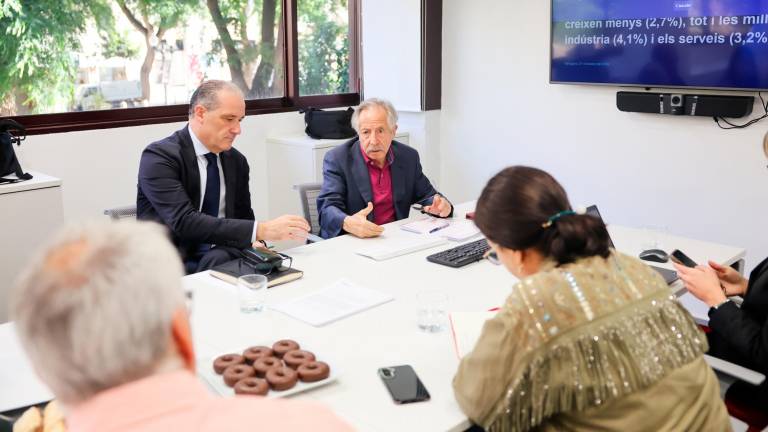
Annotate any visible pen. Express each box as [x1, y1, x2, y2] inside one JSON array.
[[429, 224, 449, 234]]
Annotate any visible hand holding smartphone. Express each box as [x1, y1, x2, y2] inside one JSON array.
[[670, 249, 697, 268], [378, 365, 430, 404]]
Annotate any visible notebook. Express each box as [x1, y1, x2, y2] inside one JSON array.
[[586, 205, 679, 285], [272, 278, 394, 326], [209, 259, 304, 288]]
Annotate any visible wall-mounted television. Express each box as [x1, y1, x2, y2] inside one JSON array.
[[551, 1, 768, 91]]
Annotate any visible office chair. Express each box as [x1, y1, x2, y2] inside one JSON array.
[[725, 381, 768, 432], [103, 204, 137, 220], [703, 354, 768, 432], [294, 183, 322, 235]]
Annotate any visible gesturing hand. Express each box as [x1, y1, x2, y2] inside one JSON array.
[[257, 215, 310, 241], [673, 262, 727, 307], [343, 202, 385, 238], [423, 194, 452, 218], [708, 260, 748, 296]]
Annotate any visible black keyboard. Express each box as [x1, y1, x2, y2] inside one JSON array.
[[426, 238, 490, 268]]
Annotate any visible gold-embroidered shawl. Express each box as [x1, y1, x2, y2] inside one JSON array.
[[453, 252, 716, 432]]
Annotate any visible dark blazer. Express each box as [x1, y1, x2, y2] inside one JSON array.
[[708, 256, 768, 374], [317, 138, 450, 238], [137, 126, 255, 261]]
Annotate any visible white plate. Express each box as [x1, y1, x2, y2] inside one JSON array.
[[199, 350, 339, 398]]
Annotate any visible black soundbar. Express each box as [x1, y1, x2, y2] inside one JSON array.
[[616, 91, 753, 118]]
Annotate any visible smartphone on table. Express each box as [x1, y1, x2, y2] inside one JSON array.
[[378, 365, 431, 404], [670, 249, 698, 268]]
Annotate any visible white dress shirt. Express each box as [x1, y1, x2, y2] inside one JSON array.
[[189, 126, 257, 243]]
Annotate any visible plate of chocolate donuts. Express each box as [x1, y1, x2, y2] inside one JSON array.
[[200, 339, 339, 397]]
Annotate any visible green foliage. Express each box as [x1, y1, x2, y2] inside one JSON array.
[[208, 0, 349, 97], [298, 0, 350, 95], [118, 0, 196, 34], [0, 0, 351, 115], [100, 30, 140, 59], [91, 3, 139, 59], [206, 0, 276, 93], [0, 0, 111, 113]]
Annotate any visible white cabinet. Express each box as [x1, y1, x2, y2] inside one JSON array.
[[0, 172, 64, 323], [266, 133, 409, 218]]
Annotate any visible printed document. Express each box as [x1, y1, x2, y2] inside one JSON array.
[[272, 279, 394, 326]]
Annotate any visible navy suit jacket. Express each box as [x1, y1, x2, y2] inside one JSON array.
[[137, 126, 255, 261], [317, 138, 450, 238]]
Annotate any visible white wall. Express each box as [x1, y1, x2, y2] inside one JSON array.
[[441, 0, 768, 271], [398, 110, 443, 188], [360, 0, 442, 187], [361, 0, 422, 111], [16, 112, 305, 224]]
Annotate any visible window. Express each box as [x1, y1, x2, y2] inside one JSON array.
[[0, 0, 359, 134], [298, 0, 352, 96]]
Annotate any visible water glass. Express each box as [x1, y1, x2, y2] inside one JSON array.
[[417, 290, 448, 333], [640, 225, 670, 251], [237, 274, 268, 313]]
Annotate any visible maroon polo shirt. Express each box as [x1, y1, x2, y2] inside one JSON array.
[[359, 143, 396, 225]]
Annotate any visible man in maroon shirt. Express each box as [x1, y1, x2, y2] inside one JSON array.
[[317, 98, 452, 238]]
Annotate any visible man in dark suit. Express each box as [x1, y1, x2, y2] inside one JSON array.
[[137, 80, 309, 273], [317, 98, 452, 239]]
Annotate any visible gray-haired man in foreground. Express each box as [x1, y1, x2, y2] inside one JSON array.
[[10, 221, 352, 432]]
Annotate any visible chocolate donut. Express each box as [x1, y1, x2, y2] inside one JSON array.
[[272, 339, 300, 358], [223, 364, 255, 387], [253, 356, 283, 378], [283, 350, 316, 369], [266, 367, 299, 391], [234, 377, 269, 396], [243, 346, 274, 365], [213, 354, 246, 374], [297, 361, 330, 383]]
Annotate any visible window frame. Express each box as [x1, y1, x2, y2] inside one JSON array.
[[7, 0, 361, 136]]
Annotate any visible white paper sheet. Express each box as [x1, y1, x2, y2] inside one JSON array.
[[434, 220, 481, 242], [400, 217, 450, 234], [0, 323, 54, 412], [272, 279, 394, 327], [355, 235, 447, 260]]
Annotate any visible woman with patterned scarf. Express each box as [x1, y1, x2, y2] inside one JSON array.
[[453, 166, 729, 432]]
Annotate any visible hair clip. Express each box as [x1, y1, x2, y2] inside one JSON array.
[[541, 210, 576, 228]]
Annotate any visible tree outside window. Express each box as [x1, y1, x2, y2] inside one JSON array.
[[0, 0, 356, 122]]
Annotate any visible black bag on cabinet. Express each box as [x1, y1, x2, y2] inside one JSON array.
[[301, 107, 356, 139], [0, 119, 32, 184]]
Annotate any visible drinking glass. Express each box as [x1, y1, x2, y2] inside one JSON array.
[[640, 225, 670, 251], [417, 290, 448, 333], [237, 274, 268, 313]]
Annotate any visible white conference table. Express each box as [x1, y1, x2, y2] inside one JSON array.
[[185, 202, 746, 432]]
